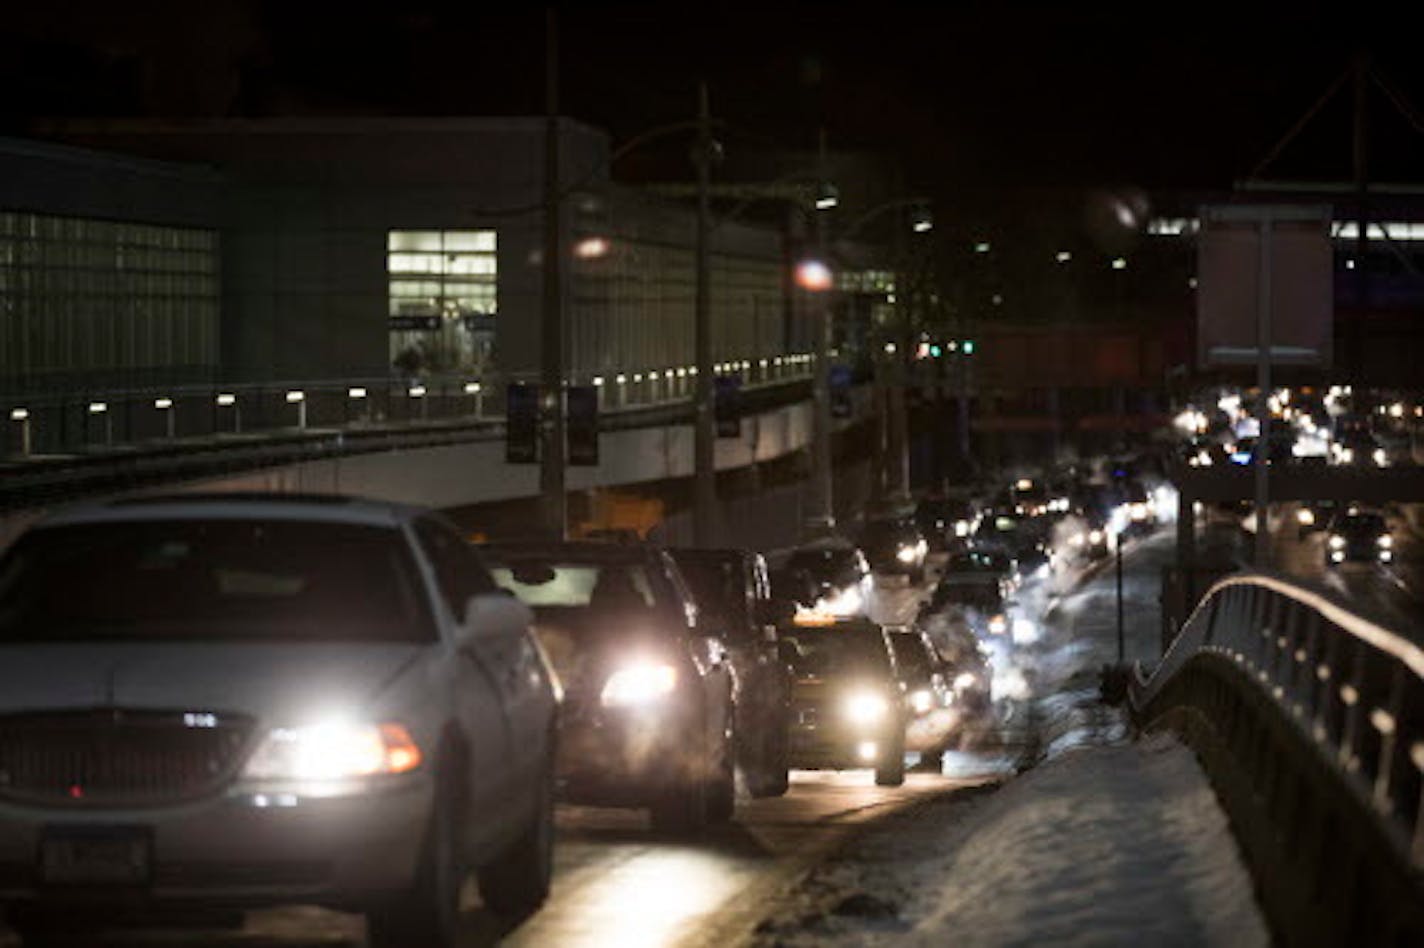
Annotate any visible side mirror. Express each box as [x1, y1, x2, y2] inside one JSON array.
[[460, 592, 533, 648]]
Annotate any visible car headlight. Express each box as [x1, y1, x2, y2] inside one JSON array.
[[1089, 529, 1104, 545], [243, 721, 423, 781], [954, 519, 970, 537], [1373, 448, 1387, 466], [909, 689, 934, 714], [953, 671, 978, 692], [1297, 508, 1315, 526], [1129, 502, 1149, 522], [988, 614, 1008, 636], [1341, 447, 1354, 464], [1068, 532, 1085, 547], [601, 663, 678, 707], [822, 585, 863, 616], [843, 691, 890, 725], [1378, 535, 1393, 549], [1328, 535, 1346, 550], [896, 544, 919, 564]]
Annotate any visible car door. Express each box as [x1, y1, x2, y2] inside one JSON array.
[[411, 518, 529, 832], [661, 554, 731, 753]]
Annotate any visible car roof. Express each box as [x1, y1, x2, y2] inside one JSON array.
[[35, 492, 421, 530]]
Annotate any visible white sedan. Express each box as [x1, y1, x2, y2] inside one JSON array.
[[0, 494, 557, 947]]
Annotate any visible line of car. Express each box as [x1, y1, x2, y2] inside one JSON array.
[[0, 491, 1003, 945]]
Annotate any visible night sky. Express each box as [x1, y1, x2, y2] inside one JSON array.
[[5, 3, 1424, 199]]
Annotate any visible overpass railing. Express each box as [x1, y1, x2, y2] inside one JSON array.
[[1130, 572, 1424, 946], [1, 355, 816, 459]]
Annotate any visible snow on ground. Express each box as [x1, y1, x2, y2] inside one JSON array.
[[751, 734, 1269, 948]]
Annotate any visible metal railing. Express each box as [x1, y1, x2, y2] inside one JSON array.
[[1130, 572, 1424, 946], [2, 355, 815, 459]]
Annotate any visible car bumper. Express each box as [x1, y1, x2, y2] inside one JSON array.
[[787, 720, 898, 770], [0, 775, 431, 911], [556, 706, 697, 806]]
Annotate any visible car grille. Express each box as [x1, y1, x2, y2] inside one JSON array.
[[0, 710, 254, 807]]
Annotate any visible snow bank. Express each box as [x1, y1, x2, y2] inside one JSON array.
[[754, 734, 1269, 947]]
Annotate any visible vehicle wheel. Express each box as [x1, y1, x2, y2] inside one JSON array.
[[366, 768, 464, 948], [875, 734, 906, 787], [748, 724, 791, 798], [706, 721, 736, 824], [919, 748, 944, 771], [477, 754, 554, 918]]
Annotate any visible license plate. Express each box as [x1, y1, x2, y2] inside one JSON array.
[[40, 829, 150, 885]]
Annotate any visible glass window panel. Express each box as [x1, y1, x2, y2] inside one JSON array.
[[388, 231, 443, 252], [442, 231, 496, 252]]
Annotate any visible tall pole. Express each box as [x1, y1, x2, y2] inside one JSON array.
[[1352, 52, 1369, 384], [693, 82, 717, 546], [540, 9, 567, 540], [808, 128, 835, 532], [1254, 212, 1273, 568], [886, 214, 910, 504]]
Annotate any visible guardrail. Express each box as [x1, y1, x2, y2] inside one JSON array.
[[2, 355, 816, 459], [1130, 573, 1424, 946]]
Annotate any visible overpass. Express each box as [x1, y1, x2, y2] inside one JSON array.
[[0, 364, 876, 547]]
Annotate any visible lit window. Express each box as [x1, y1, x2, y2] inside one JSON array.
[[387, 230, 498, 376]]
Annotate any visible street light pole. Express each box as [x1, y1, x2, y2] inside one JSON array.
[[807, 128, 836, 533], [540, 9, 567, 540], [693, 82, 717, 547]]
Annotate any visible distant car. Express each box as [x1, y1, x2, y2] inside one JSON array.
[[941, 548, 1019, 597], [932, 622, 994, 717], [0, 494, 558, 946], [914, 496, 977, 551], [482, 541, 736, 832], [1324, 509, 1392, 566], [668, 548, 793, 798], [783, 542, 873, 616], [1296, 499, 1339, 538], [920, 568, 1011, 640], [780, 617, 907, 786], [857, 517, 928, 581], [886, 627, 957, 769]]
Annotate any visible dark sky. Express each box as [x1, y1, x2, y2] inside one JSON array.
[[5, 2, 1424, 196]]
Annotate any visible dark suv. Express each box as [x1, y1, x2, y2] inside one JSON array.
[[482, 541, 736, 832], [858, 517, 929, 581], [669, 548, 794, 798]]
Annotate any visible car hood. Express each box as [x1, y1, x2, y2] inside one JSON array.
[[0, 642, 426, 723]]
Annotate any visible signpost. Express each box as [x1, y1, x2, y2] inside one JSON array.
[[506, 383, 540, 464], [567, 385, 599, 465], [1197, 204, 1333, 567]]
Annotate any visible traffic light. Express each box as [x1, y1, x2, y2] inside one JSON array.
[[567, 385, 599, 465], [506, 383, 540, 464], [929, 344, 942, 358]]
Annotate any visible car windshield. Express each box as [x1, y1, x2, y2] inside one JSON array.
[[781, 627, 890, 678], [933, 581, 1003, 611], [888, 633, 933, 679], [1338, 515, 1385, 535], [670, 555, 745, 627], [487, 557, 661, 614], [788, 548, 855, 576], [0, 520, 435, 642], [946, 551, 1003, 573]]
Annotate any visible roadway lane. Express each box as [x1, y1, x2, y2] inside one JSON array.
[[0, 568, 1007, 948], [1269, 503, 1424, 639]]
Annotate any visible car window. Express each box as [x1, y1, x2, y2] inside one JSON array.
[[888, 633, 933, 678], [0, 520, 436, 643], [781, 627, 891, 677], [486, 557, 660, 612], [414, 517, 496, 617], [672, 555, 748, 634]]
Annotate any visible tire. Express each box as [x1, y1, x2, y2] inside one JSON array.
[[366, 769, 464, 948], [919, 748, 944, 771], [875, 733, 906, 787], [748, 723, 791, 799], [477, 756, 554, 918]]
